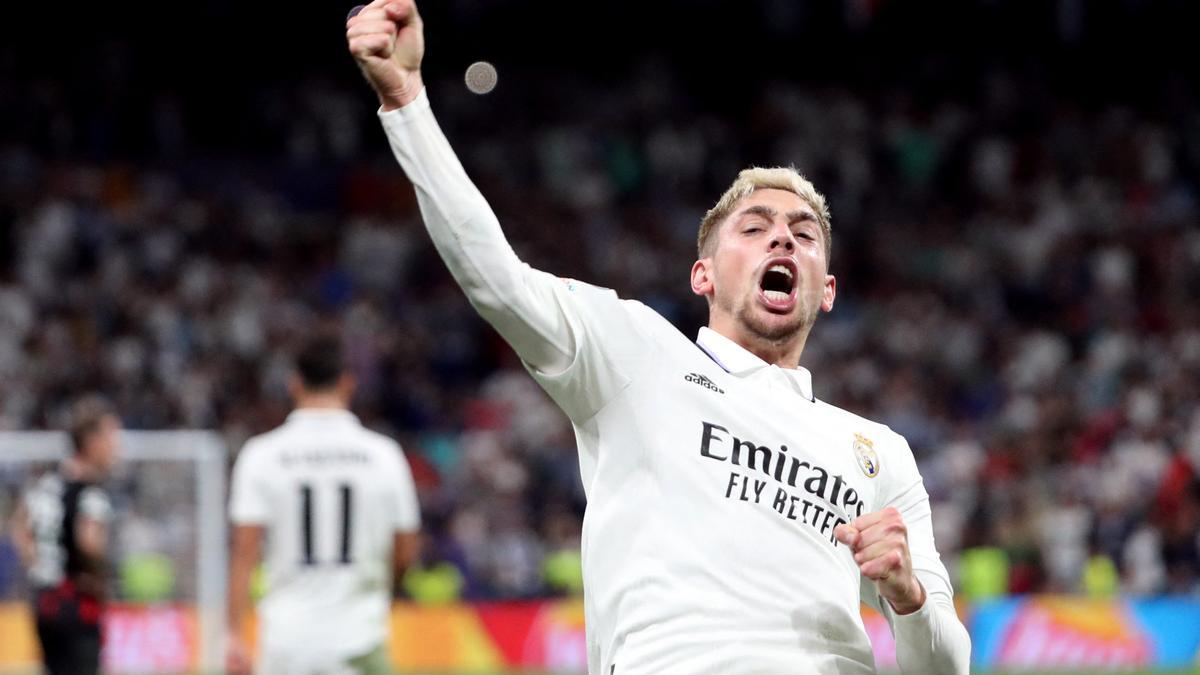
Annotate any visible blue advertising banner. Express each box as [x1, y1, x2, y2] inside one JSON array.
[[970, 597, 1200, 670]]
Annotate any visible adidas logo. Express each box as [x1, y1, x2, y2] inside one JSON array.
[[684, 373, 724, 394]]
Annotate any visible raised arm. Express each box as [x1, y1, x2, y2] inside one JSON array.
[[346, 0, 575, 375]]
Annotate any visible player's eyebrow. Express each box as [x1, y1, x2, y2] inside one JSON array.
[[786, 210, 817, 224], [737, 205, 817, 227], [738, 205, 778, 221]]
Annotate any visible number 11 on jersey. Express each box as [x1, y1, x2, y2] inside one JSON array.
[[299, 483, 353, 566]]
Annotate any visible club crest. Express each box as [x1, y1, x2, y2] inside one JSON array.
[[853, 433, 880, 478]]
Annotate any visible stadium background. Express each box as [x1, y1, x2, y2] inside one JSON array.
[[1, 0, 1199, 672]]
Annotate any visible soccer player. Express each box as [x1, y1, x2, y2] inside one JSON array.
[[11, 396, 120, 675], [225, 335, 421, 674], [347, 2, 971, 672]]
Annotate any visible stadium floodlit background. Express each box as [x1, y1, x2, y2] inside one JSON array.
[[1, 0, 1199, 672]]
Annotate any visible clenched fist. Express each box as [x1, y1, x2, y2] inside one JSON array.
[[834, 507, 927, 615], [346, 0, 425, 110]]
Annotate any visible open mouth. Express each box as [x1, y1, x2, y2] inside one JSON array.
[[758, 260, 797, 306]]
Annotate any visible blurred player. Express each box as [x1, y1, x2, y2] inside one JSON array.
[[11, 396, 121, 675], [347, 1, 970, 672], [225, 335, 421, 674]]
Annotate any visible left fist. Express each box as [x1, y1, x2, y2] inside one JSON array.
[[834, 507, 926, 615]]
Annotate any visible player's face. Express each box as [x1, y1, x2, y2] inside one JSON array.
[[87, 415, 122, 474], [693, 189, 835, 344]]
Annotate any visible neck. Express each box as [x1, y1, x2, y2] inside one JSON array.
[[708, 317, 810, 368], [295, 391, 348, 411], [63, 455, 102, 482]]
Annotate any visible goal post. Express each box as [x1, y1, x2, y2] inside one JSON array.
[[0, 431, 228, 672]]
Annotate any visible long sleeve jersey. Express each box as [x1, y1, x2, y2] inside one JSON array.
[[378, 88, 971, 675]]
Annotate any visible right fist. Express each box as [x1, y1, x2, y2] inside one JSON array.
[[347, 0, 425, 110]]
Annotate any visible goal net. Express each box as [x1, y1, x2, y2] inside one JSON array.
[[0, 431, 227, 673]]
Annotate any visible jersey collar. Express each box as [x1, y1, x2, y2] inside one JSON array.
[[287, 408, 361, 424], [695, 327, 816, 403]]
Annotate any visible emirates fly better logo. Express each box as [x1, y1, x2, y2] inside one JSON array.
[[684, 373, 724, 394]]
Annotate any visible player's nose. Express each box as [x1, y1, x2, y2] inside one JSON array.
[[768, 224, 795, 252]]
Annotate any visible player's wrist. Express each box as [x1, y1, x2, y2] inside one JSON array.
[[887, 577, 926, 616], [378, 71, 425, 111]]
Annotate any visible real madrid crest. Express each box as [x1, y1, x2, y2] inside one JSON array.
[[853, 433, 880, 478]]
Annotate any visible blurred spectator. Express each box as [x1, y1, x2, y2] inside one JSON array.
[[1, 0, 1198, 600]]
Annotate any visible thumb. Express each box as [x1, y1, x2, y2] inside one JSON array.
[[834, 524, 859, 548]]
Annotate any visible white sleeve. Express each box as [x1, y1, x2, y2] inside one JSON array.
[[229, 443, 270, 525], [861, 433, 971, 674], [378, 88, 574, 376], [378, 89, 649, 421], [389, 446, 421, 533], [77, 487, 112, 523]]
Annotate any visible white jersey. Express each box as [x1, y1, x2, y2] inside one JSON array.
[[534, 299, 950, 674], [229, 409, 420, 664], [379, 89, 970, 674]]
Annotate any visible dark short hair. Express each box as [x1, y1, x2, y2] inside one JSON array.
[[69, 396, 116, 454], [295, 334, 345, 390]]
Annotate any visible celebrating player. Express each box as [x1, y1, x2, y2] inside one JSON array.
[[226, 334, 421, 674], [347, 1, 970, 671]]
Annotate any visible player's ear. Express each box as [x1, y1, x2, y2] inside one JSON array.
[[822, 274, 836, 313], [691, 258, 714, 297]]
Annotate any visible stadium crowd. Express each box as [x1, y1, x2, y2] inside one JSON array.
[[0, 0, 1198, 603]]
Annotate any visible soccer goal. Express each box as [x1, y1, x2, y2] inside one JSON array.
[[0, 431, 227, 673]]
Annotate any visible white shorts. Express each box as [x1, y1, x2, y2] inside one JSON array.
[[256, 643, 391, 675]]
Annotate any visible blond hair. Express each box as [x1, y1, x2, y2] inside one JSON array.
[[697, 167, 832, 262]]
